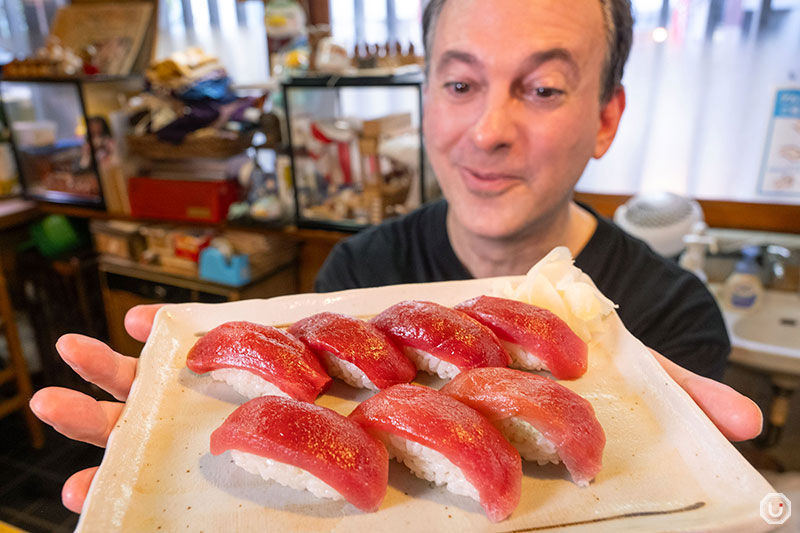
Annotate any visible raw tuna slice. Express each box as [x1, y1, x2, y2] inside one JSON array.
[[288, 312, 416, 390], [349, 383, 521, 522], [440, 367, 605, 486], [455, 295, 588, 379], [186, 321, 331, 402], [370, 300, 511, 379], [210, 396, 388, 512]]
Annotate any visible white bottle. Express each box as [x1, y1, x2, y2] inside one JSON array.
[[722, 246, 764, 311], [678, 222, 716, 283]]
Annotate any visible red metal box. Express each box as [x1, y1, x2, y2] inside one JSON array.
[[128, 177, 238, 223]]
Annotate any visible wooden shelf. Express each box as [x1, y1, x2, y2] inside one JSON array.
[[0, 198, 38, 230], [98, 248, 298, 296]]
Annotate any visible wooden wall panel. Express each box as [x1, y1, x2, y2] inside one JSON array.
[[291, 228, 349, 292], [575, 193, 800, 234]]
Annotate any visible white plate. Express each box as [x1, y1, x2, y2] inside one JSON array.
[[76, 278, 777, 532]]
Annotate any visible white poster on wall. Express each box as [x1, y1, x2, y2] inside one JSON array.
[[759, 87, 800, 196]]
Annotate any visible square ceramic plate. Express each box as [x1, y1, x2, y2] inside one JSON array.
[[76, 278, 777, 532]]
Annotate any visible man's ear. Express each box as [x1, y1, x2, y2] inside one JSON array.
[[593, 86, 626, 159]]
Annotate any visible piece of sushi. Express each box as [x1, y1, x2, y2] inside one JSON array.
[[370, 300, 511, 379], [210, 395, 388, 512], [440, 367, 605, 486], [288, 312, 416, 391], [455, 295, 588, 379], [186, 321, 331, 402], [349, 383, 521, 522]]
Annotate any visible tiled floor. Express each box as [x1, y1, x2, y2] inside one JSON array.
[[0, 411, 103, 533], [726, 363, 800, 473]]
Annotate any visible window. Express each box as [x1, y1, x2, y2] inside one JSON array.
[[331, 0, 800, 207], [155, 0, 268, 83], [329, 0, 422, 54], [0, 0, 268, 83], [579, 0, 800, 205]]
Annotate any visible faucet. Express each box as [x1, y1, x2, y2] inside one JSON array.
[[764, 245, 798, 292]]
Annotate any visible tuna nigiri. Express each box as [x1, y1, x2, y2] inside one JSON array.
[[210, 396, 388, 512], [370, 300, 511, 379], [186, 321, 331, 403], [288, 312, 416, 390], [455, 295, 588, 379], [440, 367, 605, 486], [349, 384, 521, 522]]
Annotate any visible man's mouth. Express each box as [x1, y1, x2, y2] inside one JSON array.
[[458, 166, 522, 195]]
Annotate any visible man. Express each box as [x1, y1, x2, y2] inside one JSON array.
[[30, 0, 760, 515], [315, 0, 729, 380]]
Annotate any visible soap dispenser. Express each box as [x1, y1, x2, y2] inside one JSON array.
[[678, 222, 717, 283], [722, 245, 764, 311]]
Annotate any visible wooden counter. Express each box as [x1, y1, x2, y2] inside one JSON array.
[[0, 198, 37, 230]]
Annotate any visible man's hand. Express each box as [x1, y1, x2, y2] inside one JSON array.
[[30, 304, 763, 514], [650, 349, 763, 442], [29, 304, 162, 513]]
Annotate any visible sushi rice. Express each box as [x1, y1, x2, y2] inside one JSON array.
[[381, 433, 479, 502], [230, 450, 344, 501], [495, 417, 560, 467], [319, 351, 379, 391], [402, 347, 461, 380], [210, 368, 289, 399], [501, 340, 547, 372]]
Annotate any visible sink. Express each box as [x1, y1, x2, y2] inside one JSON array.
[[712, 286, 800, 379]]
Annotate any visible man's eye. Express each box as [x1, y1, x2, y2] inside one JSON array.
[[445, 81, 471, 94], [533, 87, 563, 99]]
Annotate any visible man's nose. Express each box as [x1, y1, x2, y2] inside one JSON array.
[[469, 91, 517, 152]]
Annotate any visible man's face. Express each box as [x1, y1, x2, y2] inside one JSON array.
[[423, 0, 624, 241]]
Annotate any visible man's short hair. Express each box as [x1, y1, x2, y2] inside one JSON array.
[[422, 0, 634, 104]]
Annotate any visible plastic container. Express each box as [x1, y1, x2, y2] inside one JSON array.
[[678, 222, 717, 283], [722, 246, 764, 311], [199, 247, 251, 286]]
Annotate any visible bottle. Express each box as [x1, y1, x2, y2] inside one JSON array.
[[678, 222, 716, 283], [722, 246, 764, 311]]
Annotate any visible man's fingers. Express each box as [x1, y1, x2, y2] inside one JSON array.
[[124, 304, 164, 343], [653, 350, 763, 441], [685, 376, 765, 442], [29, 388, 124, 448], [56, 334, 137, 401], [62, 467, 98, 514]]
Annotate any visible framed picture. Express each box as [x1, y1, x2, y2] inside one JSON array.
[[50, 2, 154, 75]]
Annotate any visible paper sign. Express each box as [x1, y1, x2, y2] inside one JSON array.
[[759, 88, 800, 196]]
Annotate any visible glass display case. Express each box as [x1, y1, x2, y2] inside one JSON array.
[[283, 73, 426, 231], [0, 76, 143, 209]]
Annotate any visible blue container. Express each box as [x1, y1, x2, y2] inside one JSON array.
[[199, 247, 251, 286]]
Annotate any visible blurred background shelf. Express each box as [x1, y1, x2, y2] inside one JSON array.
[[97, 247, 300, 356]]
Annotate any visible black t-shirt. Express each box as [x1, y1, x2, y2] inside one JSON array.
[[314, 199, 730, 380]]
